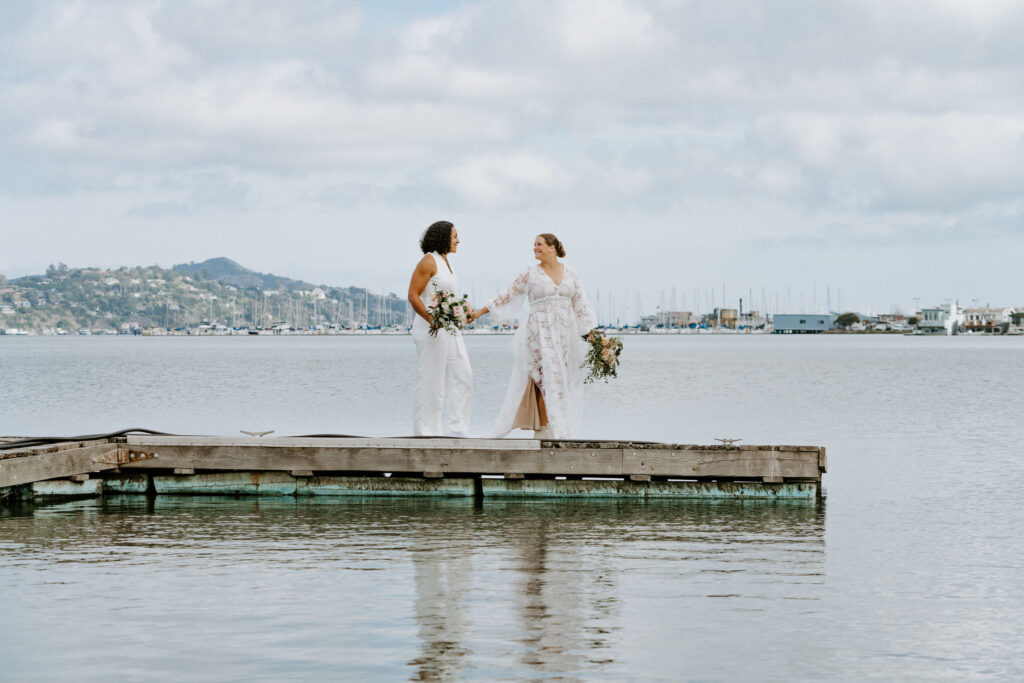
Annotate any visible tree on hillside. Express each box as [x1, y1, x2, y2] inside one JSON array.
[[836, 312, 860, 329], [46, 263, 69, 278]]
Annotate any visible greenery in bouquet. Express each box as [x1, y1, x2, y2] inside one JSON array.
[[582, 329, 623, 383], [428, 290, 471, 337]]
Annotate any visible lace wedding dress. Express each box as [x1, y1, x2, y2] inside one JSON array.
[[487, 265, 596, 439]]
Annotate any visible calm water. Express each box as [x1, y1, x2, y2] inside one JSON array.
[[1, 335, 1022, 680]]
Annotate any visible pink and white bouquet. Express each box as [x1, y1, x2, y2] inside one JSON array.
[[428, 290, 471, 337], [582, 329, 623, 383]]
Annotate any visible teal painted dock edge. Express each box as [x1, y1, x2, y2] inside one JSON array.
[[296, 476, 475, 497], [30, 479, 103, 499], [483, 478, 817, 500], [153, 472, 476, 497], [103, 474, 149, 494], [5, 472, 818, 502], [2, 480, 103, 504]]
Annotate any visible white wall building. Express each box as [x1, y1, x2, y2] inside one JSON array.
[[963, 307, 1021, 334], [918, 301, 965, 335]]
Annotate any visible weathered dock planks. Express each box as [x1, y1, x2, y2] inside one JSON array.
[[1, 440, 157, 484], [0, 441, 120, 487], [0, 435, 826, 503], [117, 436, 825, 480]]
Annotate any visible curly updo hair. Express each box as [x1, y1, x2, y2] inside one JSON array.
[[538, 233, 566, 257], [420, 220, 454, 255]]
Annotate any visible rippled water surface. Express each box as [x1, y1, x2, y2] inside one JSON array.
[[1, 335, 1022, 679]]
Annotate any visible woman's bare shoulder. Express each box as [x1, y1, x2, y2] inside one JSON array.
[[416, 253, 437, 274]]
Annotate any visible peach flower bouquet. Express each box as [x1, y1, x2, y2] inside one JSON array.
[[582, 329, 623, 383], [428, 290, 471, 337]]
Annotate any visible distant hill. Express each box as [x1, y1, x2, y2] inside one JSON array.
[[172, 257, 316, 291], [1, 259, 407, 332]]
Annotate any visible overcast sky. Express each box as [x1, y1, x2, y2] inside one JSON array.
[[1, 0, 1022, 316]]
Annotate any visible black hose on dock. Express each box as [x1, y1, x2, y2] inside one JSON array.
[[293, 434, 482, 439], [290, 434, 373, 439], [2, 430, 458, 450], [1, 430, 661, 451], [0, 428, 173, 451]]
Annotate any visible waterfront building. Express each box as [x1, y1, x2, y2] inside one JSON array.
[[876, 314, 910, 331], [773, 313, 837, 334], [639, 311, 694, 328], [1010, 309, 1024, 333], [918, 302, 965, 335], [738, 310, 767, 329], [702, 308, 738, 329], [963, 307, 1017, 334]]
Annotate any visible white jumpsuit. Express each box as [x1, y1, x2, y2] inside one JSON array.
[[412, 252, 473, 436]]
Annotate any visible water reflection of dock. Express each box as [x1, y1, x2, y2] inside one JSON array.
[[1, 435, 825, 506], [398, 499, 825, 679], [0, 495, 826, 679]]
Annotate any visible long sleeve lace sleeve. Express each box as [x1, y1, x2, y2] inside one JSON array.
[[486, 268, 531, 323], [570, 269, 597, 332]]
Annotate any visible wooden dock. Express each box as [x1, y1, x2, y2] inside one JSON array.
[[0, 435, 826, 504]]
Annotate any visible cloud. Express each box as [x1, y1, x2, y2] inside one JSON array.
[[756, 200, 1024, 249], [553, 0, 673, 61], [2, 0, 1024, 306], [367, 54, 540, 99], [27, 117, 84, 148], [155, 0, 364, 60], [437, 151, 574, 207], [751, 110, 1024, 212], [124, 168, 252, 216]]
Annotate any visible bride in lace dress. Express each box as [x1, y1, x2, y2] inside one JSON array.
[[470, 234, 597, 439]]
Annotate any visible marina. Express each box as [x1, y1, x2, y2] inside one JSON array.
[[0, 434, 825, 504]]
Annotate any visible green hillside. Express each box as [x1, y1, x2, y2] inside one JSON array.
[[0, 260, 408, 332]]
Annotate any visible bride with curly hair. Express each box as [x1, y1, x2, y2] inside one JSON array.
[[407, 220, 473, 436], [470, 233, 596, 439]]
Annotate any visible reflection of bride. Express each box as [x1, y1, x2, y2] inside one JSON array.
[[512, 515, 590, 675], [409, 535, 471, 680], [470, 233, 596, 439]]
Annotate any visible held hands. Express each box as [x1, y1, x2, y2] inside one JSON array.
[[467, 305, 488, 323]]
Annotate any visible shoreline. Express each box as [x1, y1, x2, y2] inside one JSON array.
[[2, 328, 1020, 338]]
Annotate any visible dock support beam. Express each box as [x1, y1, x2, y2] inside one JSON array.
[[2, 437, 825, 505]]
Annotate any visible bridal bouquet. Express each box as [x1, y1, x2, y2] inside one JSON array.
[[428, 290, 471, 337], [582, 329, 623, 383]]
